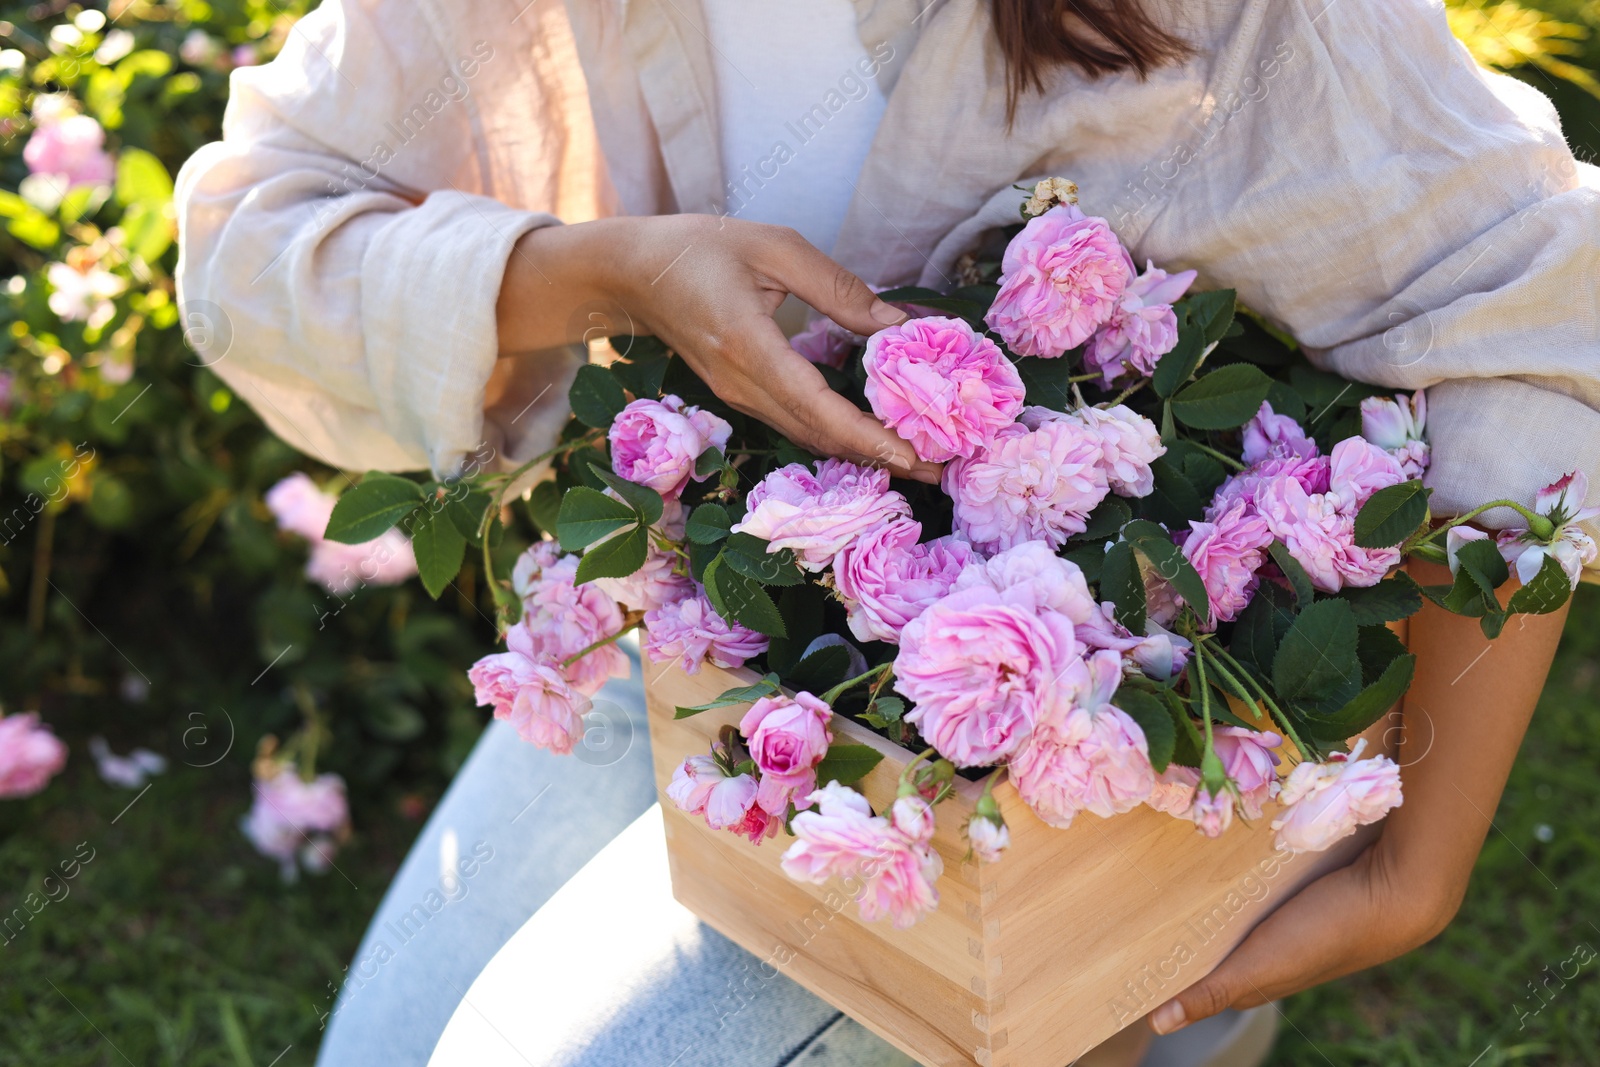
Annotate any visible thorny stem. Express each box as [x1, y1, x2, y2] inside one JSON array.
[[1400, 499, 1548, 554], [1104, 378, 1148, 408], [821, 663, 893, 706]]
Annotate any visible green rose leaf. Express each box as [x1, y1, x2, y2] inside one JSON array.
[[814, 743, 886, 787], [704, 555, 787, 637], [1116, 688, 1176, 773], [410, 508, 469, 599], [686, 502, 733, 544], [1185, 289, 1238, 346], [1152, 324, 1207, 398], [1301, 653, 1416, 743], [586, 464, 665, 526], [1334, 572, 1424, 625], [1266, 539, 1315, 607], [324, 472, 425, 544], [568, 364, 628, 429], [1100, 540, 1146, 634], [575, 523, 649, 584], [785, 644, 854, 695], [1353, 481, 1431, 549], [674, 674, 782, 719], [556, 486, 638, 551], [1273, 599, 1362, 714], [1170, 363, 1274, 430], [1507, 553, 1573, 617], [722, 532, 805, 587]]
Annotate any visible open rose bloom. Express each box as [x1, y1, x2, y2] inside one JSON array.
[[408, 176, 1577, 930]]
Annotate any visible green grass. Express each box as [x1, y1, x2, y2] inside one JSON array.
[[2, 592, 1598, 1065]]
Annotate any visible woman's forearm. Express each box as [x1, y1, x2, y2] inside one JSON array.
[[1377, 558, 1569, 930]]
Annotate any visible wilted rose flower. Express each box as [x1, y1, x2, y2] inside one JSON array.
[[1214, 726, 1283, 819], [1241, 402, 1317, 466], [740, 692, 833, 816], [862, 316, 1025, 462], [832, 519, 975, 644], [986, 205, 1133, 357], [1190, 787, 1234, 838], [1022, 176, 1079, 218], [1272, 740, 1403, 853], [23, 106, 115, 188], [1145, 764, 1200, 817], [666, 753, 723, 815], [608, 395, 732, 499], [733, 459, 910, 572], [0, 713, 68, 798], [468, 632, 591, 754], [643, 588, 769, 674], [1178, 499, 1273, 624], [895, 584, 1082, 767], [944, 419, 1109, 554], [1360, 390, 1429, 478], [1083, 262, 1197, 385], [241, 762, 350, 881], [46, 261, 125, 329], [1495, 471, 1600, 590]]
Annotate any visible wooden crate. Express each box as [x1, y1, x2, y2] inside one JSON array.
[[644, 660, 1373, 1066]]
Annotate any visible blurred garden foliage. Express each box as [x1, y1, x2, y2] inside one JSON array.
[[0, 1, 1598, 1065]]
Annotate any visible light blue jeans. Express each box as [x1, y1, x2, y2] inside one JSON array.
[[315, 656, 912, 1066]]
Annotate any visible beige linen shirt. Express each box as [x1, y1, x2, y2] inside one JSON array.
[[174, 0, 1600, 539]]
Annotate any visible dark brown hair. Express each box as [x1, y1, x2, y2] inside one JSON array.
[[991, 0, 1190, 117]]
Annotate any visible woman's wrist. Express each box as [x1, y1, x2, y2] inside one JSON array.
[[495, 218, 639, 353]]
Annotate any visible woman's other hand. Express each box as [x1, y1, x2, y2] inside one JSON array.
[[1149, 556, 1569, 1034], [496, 214, 942, 484]]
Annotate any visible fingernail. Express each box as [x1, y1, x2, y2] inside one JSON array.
[[870, 300, 908, 327], [1150, 1000, 1187, 1035]]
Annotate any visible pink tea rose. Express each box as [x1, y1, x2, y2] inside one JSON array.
[[242, 763, 350, 880], [862, 316, 1025, 462], [780, 782, 882, 883], [665, 753, 723, 815], [953, 541, 1101, 624], [1083, 262, 1196, 384], [608, 395, 732, 499], [516, 573, 630, 696], [512, 540, 580, 605], [1214, 726, 1283, 819], [1241, 402, 1317, 466], [1326, 438, 1407, 514], [832, 519, 976, 644], [1272, 740, 1403, 853], [1256, 473, 1401, 592], [986, 205, 1134, 357], [0, 713, 68, 798], [895, 585, 1081, 766], [24, 109, 115, 188], [1208, 454, 1329, 522], [1178, 499, 1273, 625], [643, 588, 769, 675], [1077, 404, 1166, 497], [1360, 390, 1429, 478], [966, 814, 1009, 863], [1190, 787, 1234, 838], [1495, 471, 1600, 589], [944, 419, 1109, 554], [790, 315, 857, 369], [733, 459, 911, 572], [468, 639, 591, 754], [265, 472, 334, 541], [1145, 764, 1201, 817], [740, 692, 834, 816]]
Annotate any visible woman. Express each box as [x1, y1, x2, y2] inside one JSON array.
[[175, 0, 1593, 1064]]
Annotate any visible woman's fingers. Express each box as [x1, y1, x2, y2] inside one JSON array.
[[759, 228, 908, 338]]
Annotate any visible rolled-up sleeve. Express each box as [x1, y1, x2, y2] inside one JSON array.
[[175, 0, 576, 476]]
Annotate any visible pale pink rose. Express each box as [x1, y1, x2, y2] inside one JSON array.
[[608, 395, 732, 499], [0, 713, 68, 798], [944, 419, 1109, 554], [265, 472, 334, 541], [1190, 787, 1234, 838], [47, 261, 125, 328], [986, 205, 1134, 356], [1360, 390, 1430, 477], [1083, 262, 1196, 384], [740, 692, 834, 816], [1446, 526, 1490, 575], [242, 763, 350, 879], [1256, 474, 1401, 592], [703, 771, 760, 830], [857, 796, 943, 928], [1241, 402, 1317, 466], [23, 111, 115, 188], [895, 585, 1081, 766], [643, 588, 768, 675], [862, 316, 1025, 462], [1214, 726, 1283, 819], [733, 459, 911, 572], [511, 540, 579, 605], [1145, 764, 1201, 817], [1207, 454, 1329, 521], [832, 519, 975, 644], [780, 782, 881, 883], [966, 815, 1010, 863], [1272, 740, 1403, 853], [1494, 471, 1600, 589], [666, 753, 723, 815], [790, 315, 857, 369], [1326, 438, 1407, 514], [1130, 623, 1192, 681], [516, 573, 630, 696], [1078, 404, 1166, 497], [467, 640, 591, 754], [1178, 499, 1274, 624], [953, 540, 1101, 625]]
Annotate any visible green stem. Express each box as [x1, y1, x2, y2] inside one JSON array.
[[1197, 642, 1265, 723], [1188, 441, 1247, 472], [1105, 378, 1148, 408], [1209, 643, 1314, 761], [1400, 499, 1547, 554], [485, 431, 604, 515], [820, 663, 893, 705], [560, 619, 643, 668], [1067, 371, 1104, 384]]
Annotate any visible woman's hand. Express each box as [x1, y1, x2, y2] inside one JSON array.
[[1149, 557, 1570, 1035], [497, 214, 941, 483]]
